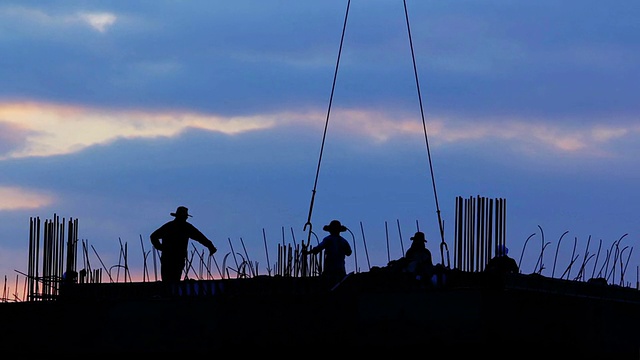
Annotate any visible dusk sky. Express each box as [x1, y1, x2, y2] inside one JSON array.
[[1, 1, 639, 293]]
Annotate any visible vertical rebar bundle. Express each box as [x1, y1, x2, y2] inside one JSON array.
[[27, 215, 78, 301], [454, 196, 507, 272]]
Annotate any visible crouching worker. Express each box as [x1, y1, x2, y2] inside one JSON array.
[[485, 244, 519, 275], [404, 231, 434, 279], [484, 244, 519, 289], [385, 231, 437, 287]]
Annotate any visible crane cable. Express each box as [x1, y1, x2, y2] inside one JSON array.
[[303, 0, 351, 246], [402, 0, 450, 267], [304, 0, 450, 268]]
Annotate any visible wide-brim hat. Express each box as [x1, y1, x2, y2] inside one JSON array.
[[410, 231, 426, 242], [323, 220, 347, 233], [170, 206, 192, 218]]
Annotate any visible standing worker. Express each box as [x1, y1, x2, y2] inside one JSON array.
[[306, 219, 353, 288], [150, 206, 217, 282]]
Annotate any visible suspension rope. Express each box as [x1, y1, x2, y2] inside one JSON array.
[[303, 0, 351, 245], [403, 0, 449, 267], [304, 0, 449, 268]]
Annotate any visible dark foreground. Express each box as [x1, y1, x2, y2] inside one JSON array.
[[1, 270, 638, 356]]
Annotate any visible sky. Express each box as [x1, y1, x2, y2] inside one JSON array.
[[0, 0, 639, 297]]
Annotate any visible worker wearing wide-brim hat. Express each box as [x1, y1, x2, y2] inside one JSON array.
[[404, 231, 433, 276], [307, 220, 352, 287], [150, 206, 217, 282]]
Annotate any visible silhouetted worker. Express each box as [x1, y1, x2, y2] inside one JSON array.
[[404, 231, 434, 279], [59, 270, 78, 298], [150, 206, 217, 282], [485, 244, 519, 274], [306, 219, 352, 288]]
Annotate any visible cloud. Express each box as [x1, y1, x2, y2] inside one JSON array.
[[432, 115, 640, 159], [0, 121, 33, 156], [77, 12, 116, 33], [0, 186, 54, 210], [591, 126, 630, 142], [2, 100, 637, 162], [0, 6, 117, 34], [0, 101, 276, 159]]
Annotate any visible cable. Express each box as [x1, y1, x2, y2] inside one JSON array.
[[403, 0, 449, 267], [304, 0, 351, 245]]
